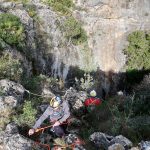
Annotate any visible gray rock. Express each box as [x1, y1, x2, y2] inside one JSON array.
[[130, 147, 140, 150], [108, 143, 125, 150], [0, 80, 26, 130], [0, 79, 25, 102], [65, 134, 86, 150], [139, 141, 150, 150], [0, 2, 15, 10], [5, 123, 18, 134], [90, 132, 114, 149], [0, 0, 150, 95], [63, 87, 87, 115], [0, 123, 44, 150], [90, 132, 132, 149], [0, 96, 17, 110], [111, 135, 133, 149]]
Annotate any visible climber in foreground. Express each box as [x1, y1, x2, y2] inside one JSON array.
[[28, 96, 70, 137]]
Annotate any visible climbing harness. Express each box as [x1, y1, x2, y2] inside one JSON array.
[[25, 89, 49, 98], [31, 121, 85, 150], [34, 121, 68, 134]]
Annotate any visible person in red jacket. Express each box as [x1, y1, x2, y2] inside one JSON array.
[[84, 90, 102, 112]]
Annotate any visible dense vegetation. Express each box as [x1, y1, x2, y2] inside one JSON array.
[[13, 101, 37, 127], [124, 31, 150, 70], [124, 31, 150, 84], [0, 53, 23, 81], [43, 0, 74, 14], [0, 13, 26, 50], [63, 17, 87, 45]]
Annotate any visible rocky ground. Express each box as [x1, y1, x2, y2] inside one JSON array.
[[0, 79, 150, 150]]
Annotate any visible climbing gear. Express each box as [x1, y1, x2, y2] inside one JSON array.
[[31, 120, 85, 150], [33, 136, 85, 150], [90, 90, 97, 97], [50, 96, 62, 108]]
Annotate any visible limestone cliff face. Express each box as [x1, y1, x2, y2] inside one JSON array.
[[73, 0, 150, 72], [0, 0, 150, 92]]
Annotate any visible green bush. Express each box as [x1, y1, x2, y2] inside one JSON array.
[[13, 101, 37, 127], [63, 17, 87, 45], [0, 13, 26, 49], [24, 4, 37, 18], [43, 0, 74, 14], [75, 73, 94, 90], [0, 53, 23, 81], [21, 74, 58, 93], [124, 31, 150, 70]]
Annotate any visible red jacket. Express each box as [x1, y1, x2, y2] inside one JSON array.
[[84, 97, 102, 107]]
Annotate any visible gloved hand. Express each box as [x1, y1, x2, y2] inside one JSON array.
[[53, 121, 60, 127], [28, 129, 35, 136]]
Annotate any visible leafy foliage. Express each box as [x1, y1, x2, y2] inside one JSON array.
[[13, 101, 37, 127], [124, 31, 150, 70], [75, 73, 94, 90], [0, 13, 26, 49], [24, 4, 37, 17], [64, 17, 87, 45], [21, 74, 58, 94], [0, 53, 23, 81], [42, 0, 73, 14]]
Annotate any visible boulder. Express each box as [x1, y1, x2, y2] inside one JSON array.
[[90, 132, 132, 150], [65, 134, 86, 150], [90, 132, 114, 149], [110, 135, 133, 149], [0, 79, 25, 102], [63, 87, 87, 116], [130, 147, 140, 150], [139, 141, 150, 150], [0, 80, 25, 130], [0, 123, 44, 150], [108, 143, 125, 150]]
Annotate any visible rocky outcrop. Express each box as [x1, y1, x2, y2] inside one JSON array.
[[0, 123, 43, 150], [0, 80, 25, 131], [63, 87, 87, 116], [139, 141, 150, 150], [73, 0, 150, 72], [90, 132, 133, 149], [0, 79, 25, 101], [1, 0, 149, 94], [108, 143, 125, 150]]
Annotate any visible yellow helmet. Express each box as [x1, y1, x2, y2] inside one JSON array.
[[50, 96, 62, 108], [90, 90, 97, 97]]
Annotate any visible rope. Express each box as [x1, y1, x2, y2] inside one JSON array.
[[34, 138, 85, 150], [25, 89, 49, 98], [53, 139, 85, 150], [34, 121, 68, 133], [31, 121, 85, 150]]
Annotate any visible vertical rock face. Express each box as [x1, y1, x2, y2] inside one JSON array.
[[0, 0, 150, 92], [73, 0, 150, 73]]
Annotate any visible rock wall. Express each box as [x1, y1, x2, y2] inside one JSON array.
[[73, 0, 150, 72], [0, 0, 150, 93]]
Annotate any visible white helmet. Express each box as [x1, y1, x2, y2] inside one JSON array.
[[90, 90, 97, 97]]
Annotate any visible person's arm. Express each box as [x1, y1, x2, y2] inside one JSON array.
[[58, 101, 70, 124], [33, 106, 51, 129]]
